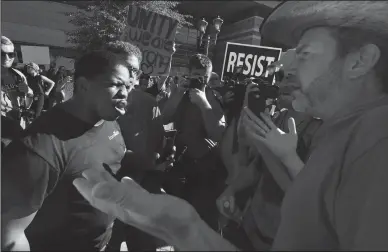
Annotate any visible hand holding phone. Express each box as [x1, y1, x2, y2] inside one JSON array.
[[157, 130, 177, 165]]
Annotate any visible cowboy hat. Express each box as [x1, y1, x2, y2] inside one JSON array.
[[260, 1, 388, 48]]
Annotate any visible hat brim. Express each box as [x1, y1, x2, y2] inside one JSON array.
[[260, 1, 388, 48]]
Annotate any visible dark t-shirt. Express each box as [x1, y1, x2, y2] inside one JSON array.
[[174, 88, 224, 159], [26, 75, 44, 96], [2, 105, 126, 250]]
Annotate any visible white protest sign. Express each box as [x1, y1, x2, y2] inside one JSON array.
[[121, 5, 178, 76], [21, 45, 51, 65]]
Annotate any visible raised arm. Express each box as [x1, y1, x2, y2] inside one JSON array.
[[73, 170, 239, 251], [41, 75, 55, 96], [161, 78, 188, 124]]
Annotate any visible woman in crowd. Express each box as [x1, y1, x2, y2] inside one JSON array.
[[25, 62, 55, 118], [48, 66, 67, 108]]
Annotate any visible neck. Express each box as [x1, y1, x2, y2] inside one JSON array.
[[314, 80, 385, 121], [62, 97, 103, 126]]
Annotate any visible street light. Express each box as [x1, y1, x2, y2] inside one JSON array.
[[196, 16, 224, 56]]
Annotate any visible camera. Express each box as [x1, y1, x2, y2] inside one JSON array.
[[187, 76, 207, 90], [218, 63, 283, 121]]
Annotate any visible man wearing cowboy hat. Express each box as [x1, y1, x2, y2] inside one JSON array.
[[71, 1, 388, 250]]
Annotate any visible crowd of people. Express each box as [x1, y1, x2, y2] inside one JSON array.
[[2, 1, 388, 251]]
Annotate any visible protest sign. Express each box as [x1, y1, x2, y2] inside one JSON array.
[[221, 42, 282, 84], [121, 5, 178, 76], [21, 45, 50, 65]]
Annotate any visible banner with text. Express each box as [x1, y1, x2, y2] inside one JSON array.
[[121, 5, 178, 76], [221, 42, 282, 84]]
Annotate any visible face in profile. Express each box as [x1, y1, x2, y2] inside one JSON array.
[[26, 66, 38, 76], [1, 43, 15, 68], [292, 27, 346, 117], [87, 54, 141, 121]]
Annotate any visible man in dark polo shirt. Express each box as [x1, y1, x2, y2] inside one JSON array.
[[1, 41, 142, 251], [162, 54, 226, 229]]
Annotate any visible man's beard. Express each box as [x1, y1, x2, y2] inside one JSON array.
[[300, 58, 344, 115]]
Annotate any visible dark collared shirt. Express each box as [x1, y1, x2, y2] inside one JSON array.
[[273, 96, 388, 250]]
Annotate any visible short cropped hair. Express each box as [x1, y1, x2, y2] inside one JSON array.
[[74, 41, 142, 82], [329, 27, 388, 93], [188, 54, 212, 72], [1, 36, 13, 46]]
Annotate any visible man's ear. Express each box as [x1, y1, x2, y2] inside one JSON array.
[[75, 77, 90, 94], [346, 43, 381, 79]]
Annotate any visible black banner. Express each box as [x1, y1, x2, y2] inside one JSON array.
[[221, 42, 282, 84]]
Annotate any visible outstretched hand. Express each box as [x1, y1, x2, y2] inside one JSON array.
[[241, 107, 298, 161], [73, 168, 198, 246]]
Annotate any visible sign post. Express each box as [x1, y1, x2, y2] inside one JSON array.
[[121, 5, 178, 76], [221, 42, 282, 84]]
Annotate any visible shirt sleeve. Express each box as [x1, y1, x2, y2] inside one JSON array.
[[1, 139, 60, 219], [334, 137, 388, 250]]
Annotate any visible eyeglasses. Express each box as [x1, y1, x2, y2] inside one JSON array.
[[128, 67, 142, 79], [1, 51, 16, 58]]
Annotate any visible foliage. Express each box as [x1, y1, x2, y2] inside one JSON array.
[[66, 0, 193, 53]]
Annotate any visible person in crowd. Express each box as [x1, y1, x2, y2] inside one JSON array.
[[46, 61, 57, 81], [145, 76, 161, 97], [208, 72, 222, 89], [138, 73, 151, 92], [110, 88, 174, 251], [1, 36, 33, 147], [61, 69, 75, 101], [38, 64, 47, 76], [73, 1, 388, 251], [25, 62, 55, 118], [1, 40, 142, 251], [161, 53, 226, 230], [47, 66, 67, 108]]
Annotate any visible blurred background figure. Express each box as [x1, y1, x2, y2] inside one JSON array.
[[25, 62, 55, 118], [138, 73, 151, 92], [62, 69, 75, 101], [46, 61, 57, 81], [47, 66, 67, 108]]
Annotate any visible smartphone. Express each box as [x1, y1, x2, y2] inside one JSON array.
[[248, 90, 266, 117], [159, 129, 177, 163]]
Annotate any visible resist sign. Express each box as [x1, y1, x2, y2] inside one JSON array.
[[221, 42, 282, 83], [121, 5, 178, 76]]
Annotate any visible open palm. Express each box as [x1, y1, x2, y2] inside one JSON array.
[[242, 107, 298, 160], [73, 169, 198, 246]]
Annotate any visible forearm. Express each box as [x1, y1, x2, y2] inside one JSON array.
[[228, 159, 259, 193], [2, 232, 30, 251], [172, 218, 238, 251], [199, 103, 226, 142], [281, 152, 305, 179], [46, 83, 55, 94], [161, 90, 185, 124]]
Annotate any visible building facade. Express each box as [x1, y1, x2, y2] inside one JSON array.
[[2, 0, 280, 74], [2, 0, 79, 70]]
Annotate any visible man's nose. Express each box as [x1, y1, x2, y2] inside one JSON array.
[[117, 85, 129, 98]]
